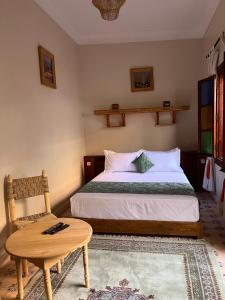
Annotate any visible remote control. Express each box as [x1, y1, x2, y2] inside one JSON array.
[[42, 222, 64, 234], [49, 224, 70, 235]]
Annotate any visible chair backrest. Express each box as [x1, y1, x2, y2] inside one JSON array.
[[7, 170, 51, 223]]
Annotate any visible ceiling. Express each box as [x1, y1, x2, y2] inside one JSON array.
[[34, 0, 220, 45]]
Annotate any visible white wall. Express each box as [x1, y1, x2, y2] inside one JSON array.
[[202, 0, 225, 202], [79, 40, 202, 155], [0, 0, 85, 265]]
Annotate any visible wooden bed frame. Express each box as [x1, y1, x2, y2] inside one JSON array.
[[80, 218, 203, 238], [81, 155, 203, 239]]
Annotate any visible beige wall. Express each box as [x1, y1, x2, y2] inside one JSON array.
[[79, 40, 202, 155], [1, 0, 219, 267], [0, 0, 85, 265], [201, 0, 225, 202], [202, 0, 225, 76]]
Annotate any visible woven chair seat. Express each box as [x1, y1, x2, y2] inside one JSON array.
[[14, 213, 57, 230]]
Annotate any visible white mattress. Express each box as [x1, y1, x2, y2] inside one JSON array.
[[70, 170, 199, 222]]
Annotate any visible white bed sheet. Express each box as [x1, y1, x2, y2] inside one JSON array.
[[70, 171, 199, 222]]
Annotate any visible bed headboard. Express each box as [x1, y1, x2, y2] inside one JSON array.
[[83, 151, 203, 191]]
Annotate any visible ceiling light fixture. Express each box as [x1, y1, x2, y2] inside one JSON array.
[[92, 0, 126, 21]]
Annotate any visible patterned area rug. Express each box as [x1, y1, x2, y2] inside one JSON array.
[[2, 193, 225, 300], [24, 235, 225, 300]]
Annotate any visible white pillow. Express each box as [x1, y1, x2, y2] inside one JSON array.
[[143, 148, 181, 172], [104, 150, 141, 172]]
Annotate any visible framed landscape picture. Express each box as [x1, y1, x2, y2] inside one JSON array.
[[38, 46, 56, 89], [130, 67, 154, 92]]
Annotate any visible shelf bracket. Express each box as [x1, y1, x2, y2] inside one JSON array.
[[156, 112, 159, 125], [172, 111, 176, 124], [155, 111, 177, 126], [106, 114, 126, 128]]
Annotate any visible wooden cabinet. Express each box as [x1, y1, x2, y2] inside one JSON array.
[[181, 151, 206, 191], [84, 156, 105, 183], [84, 152, 205, 191], [180, 151, 198, 190]]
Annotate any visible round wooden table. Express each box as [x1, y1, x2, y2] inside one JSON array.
[[5, 218, 92, 300]]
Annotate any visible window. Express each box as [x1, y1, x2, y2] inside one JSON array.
[[198, 76, 215, 155], [198, 53, 225, 171]]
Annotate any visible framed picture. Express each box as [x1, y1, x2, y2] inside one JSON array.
[[38, 46, 56, 89], [130, 67, 154, 92]]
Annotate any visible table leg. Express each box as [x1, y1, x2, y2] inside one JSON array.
[[56, 261, 61, 274], [82, 244, 89, 288], [15, 258, 24, 300], [22, 259, 28, 277], [43, 268, 52, 300]]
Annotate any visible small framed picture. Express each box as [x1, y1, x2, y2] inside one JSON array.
[[130, 67, 154, 92], [38, 46, 56, 89]]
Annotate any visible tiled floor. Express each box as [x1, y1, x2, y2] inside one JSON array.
[[198, 193, 225, 272], [0, 193, 225, 300]]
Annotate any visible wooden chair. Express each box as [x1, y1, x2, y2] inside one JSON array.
[[6, 170, 61, 276]]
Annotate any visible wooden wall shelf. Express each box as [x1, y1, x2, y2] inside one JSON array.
[[94, 105, 190, 127]]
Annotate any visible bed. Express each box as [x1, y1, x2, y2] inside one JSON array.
[[70, 149, 202, 238]]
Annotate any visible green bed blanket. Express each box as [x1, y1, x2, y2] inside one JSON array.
[[78, 181, 195, 196]]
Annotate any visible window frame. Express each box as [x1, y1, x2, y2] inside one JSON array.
[[214, 57, 225, 171], [198, 75, 215, 155]]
